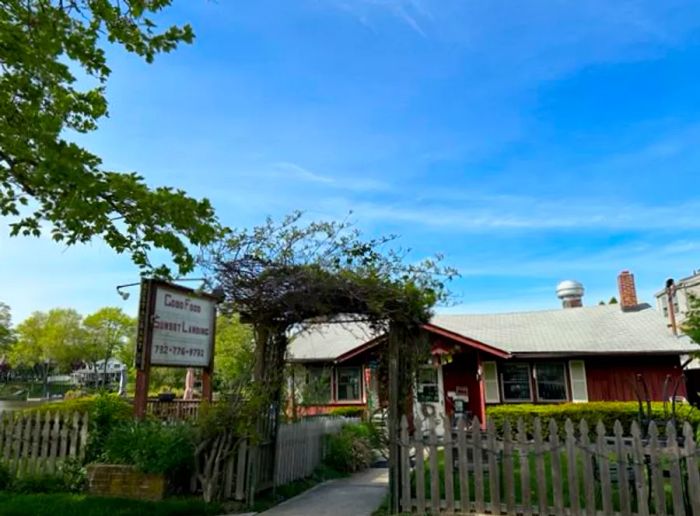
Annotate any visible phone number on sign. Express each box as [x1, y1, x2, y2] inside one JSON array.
[[153, 344, 205, 358]]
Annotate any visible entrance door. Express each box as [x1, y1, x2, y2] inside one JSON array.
[[415, 365, 446, 436]]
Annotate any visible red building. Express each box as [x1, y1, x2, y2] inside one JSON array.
[[287, 271, 696, 430]]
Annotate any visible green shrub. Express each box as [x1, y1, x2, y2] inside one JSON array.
[[103, 420, 195, 476], [0, 462, 11, 490], [10, 473, 67, 494], [486, 401, 700, 439], [327, 406, 365, 418], [324, 423, 374, 473]]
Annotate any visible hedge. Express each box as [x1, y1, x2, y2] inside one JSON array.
[[486, 402, 700, 439]]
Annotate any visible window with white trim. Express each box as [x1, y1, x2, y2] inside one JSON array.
[[336, 367, 362, 401], [534, 362, 567, 402], [500, 363, 532, 402]]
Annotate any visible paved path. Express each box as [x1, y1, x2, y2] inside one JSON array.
[[259, 467, 388, 516]]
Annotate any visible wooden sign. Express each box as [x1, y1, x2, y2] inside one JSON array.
[[133, 279, 218, 418]]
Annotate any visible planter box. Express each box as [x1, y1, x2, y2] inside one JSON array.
[[87, 464, 165, 501]]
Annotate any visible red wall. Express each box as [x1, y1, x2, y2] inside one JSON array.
[[441, 348, 482, 419], [585, 355, 686, 401]]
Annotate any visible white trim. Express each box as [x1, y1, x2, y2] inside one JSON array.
[[568, 360, 589, 403], [482, 361, 501, 403]]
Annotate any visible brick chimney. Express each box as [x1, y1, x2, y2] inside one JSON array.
[[617, 270, 639, 311]]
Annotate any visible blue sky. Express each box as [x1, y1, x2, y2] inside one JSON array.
[[3, 0, 700, 322]]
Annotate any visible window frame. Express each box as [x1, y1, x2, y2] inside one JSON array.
[[499, 362, 533, 403], [303, 365, 332, 405], [335, 366, 363, 402], [533, 362, 569, 402]]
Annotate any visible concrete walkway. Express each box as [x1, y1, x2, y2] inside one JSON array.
[[259, 467, 388, 516]]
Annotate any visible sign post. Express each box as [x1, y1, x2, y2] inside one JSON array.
[[134, 279, 218, 419]]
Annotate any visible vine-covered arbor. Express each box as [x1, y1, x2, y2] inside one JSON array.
[[204, 212, 455, 509]]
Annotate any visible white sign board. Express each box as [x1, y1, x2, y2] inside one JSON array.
[[149, 284, 216, 367]]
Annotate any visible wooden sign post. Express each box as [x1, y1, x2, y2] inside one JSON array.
[[134, 279, 218, 419]]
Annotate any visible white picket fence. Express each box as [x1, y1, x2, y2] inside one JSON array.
[[398, 415, 700, 515], [273, 416, 358, 486], [0, 411, 89, 475]]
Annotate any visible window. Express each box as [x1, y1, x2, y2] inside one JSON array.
[[535, 362, 568, 401], [302, 366, 331, 404], [501, 363, 532, 402], [416, 367, 439, 403], [336, 367, 362, 401]]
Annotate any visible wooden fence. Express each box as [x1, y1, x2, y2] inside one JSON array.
[[145, 399, 201, 421], [214, 416, 357, 502], [273, 416, 357, 486], [398, 415, 700, 515], [0, 411, 89, 475]]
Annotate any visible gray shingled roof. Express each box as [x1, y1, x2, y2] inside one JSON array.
[[287, 304, 697, 360], [431, 304, 696, 355], [287, 322, 381, 361]]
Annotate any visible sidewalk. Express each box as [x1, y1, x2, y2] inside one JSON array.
[[258, 467, 388, 516]]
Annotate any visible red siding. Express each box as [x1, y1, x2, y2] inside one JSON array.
[[441, 348, 483, 420], [585, 355, 686, 401]]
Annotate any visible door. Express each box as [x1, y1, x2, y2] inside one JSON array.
[[415, 365, 446, 436]]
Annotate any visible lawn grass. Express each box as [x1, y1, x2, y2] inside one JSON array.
[[0, 492, 223, 516]]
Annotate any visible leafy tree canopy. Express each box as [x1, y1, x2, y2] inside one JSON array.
[[683, 293, 700, 345], [1, 0, 219, 276], [83, 306, 134, 374], [0, 301, 14, 350], [213, 314, 254, 391], [11, 308, 85, 373]]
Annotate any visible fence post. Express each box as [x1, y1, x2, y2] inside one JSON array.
[[503, 419, 515, 514], [487, 418, 500, 514], [565, 419, 580, 516], [596, 421, 613, 516], [648, 422, 667, 516], [472, 415, 485, 514], [533, 418, 547, 516], [630, 422, 649, 516], [442, 413, 455, 513], [517, 418, 532, 516], [579, 419, 596, 514], [683, 422, 700, 515], [457, 418, 470, 514], [415, 415, 426, 515], [665, 421, 686, 516], [400, 416, 411, 513], [548, 419, 564, 515], [613, 420, 631, 515]]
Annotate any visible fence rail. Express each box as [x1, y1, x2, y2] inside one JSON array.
[[0, 410, 89, 476], [398, 414, 700, 515], [145, 399, 201, 421]]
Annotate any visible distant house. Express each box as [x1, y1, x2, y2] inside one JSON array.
[[71, 358, 126, 388], [287, 271, 695, 431], [655, 270, 700, 403]]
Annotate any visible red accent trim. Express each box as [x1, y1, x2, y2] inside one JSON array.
[[334, 335, 386, 363], [421, 323, 511, 359]]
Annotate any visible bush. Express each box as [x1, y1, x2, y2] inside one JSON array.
[[327, 406, 365, 418], [0, 462, 11, 490], [487, 401, 700, 439], [10, 473, 67, 494], [103, 420, 195, 476], [324, 423, 374, 473]]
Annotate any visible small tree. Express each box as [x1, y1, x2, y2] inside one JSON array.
[[83, 307, 135, 388], [11, 308, 85, 397], [213, 314, 254, 392], [683, 293, 700, 344]]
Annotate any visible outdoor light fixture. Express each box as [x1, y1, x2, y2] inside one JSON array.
[[115, 278, 224, 302]]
